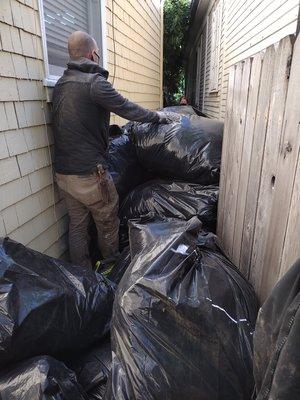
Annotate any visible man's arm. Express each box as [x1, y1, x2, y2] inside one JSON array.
[[90, 75, 160, 123]]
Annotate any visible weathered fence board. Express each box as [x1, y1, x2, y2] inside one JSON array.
[[217, 66, 236, 239], [232, 53, 263, 270], [239, 46, 275, 280], [250, 38, 293, 293], [217, 34, 299, 301]]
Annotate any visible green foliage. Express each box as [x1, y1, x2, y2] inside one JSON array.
[[163, 0, 190, 106]]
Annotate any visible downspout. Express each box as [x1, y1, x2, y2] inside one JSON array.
[[101, 0, 108, 70]]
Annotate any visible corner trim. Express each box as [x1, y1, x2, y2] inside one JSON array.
[[37, 0, 50, 80], [101, 0, 108, 69]]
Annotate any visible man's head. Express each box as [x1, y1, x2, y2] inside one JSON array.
[[68, 31, 100, 63]]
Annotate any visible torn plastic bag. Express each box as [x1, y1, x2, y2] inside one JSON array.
[[106, 217, 258, 400], [107, 247, 131, 285], [0, 356, 87, 400], [119, 180, 219, 232], [254, 259, 300, 400], [162, 105, 196, 115], [108, 134, 149, 200], [0, 238, 114, 367], [130, 114, 223, 185], [67, 338, 111, 400]]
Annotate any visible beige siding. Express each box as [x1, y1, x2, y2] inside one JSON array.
[[202, 0, 226, 118], [220, 0, 299, 119], [106, 0, 163, 125], [0, 0, 68, 257], [192, 0, 299, 119]]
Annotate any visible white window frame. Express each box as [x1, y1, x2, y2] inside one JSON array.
[[38, 0, 107, 87], [209, 1, 222, 93], [195, 35, 203, 107]]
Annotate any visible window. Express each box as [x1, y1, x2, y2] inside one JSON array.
[[194, 23, 208, 111], [209, 1, 222, 92], [39, 0, 106, 86], [195, 37, 203, 107]]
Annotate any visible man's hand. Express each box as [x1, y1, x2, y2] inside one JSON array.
[[157, 111, 181, 124]]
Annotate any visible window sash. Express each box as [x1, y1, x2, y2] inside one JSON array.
[[39, 0, 105, 86], [195, 36, 203, 106]]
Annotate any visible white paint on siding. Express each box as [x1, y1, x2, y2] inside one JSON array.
[[191, 0, 299, 119]]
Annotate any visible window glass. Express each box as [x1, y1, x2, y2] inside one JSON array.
[[42, 0, 103, 78]]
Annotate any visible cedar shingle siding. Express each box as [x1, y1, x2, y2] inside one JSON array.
[[0, 0, 67, 257]]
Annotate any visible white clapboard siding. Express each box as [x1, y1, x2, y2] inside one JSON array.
[[217, 34, 299, 302], [189, 0, 299, 120]]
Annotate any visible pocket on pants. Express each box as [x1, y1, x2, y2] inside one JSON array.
[[106, 171, 119, 202], [68, 175, 102, 206], [99, 171, 118, 205]]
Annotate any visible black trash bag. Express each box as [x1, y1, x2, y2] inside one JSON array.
[[106, 217, 258, 400], [119, 180, 219, 232], [108, 134, 149, 200], [67, 338, 112, 400], [0, 356, 87, 400], [130, 114, 223, 185], [162, 105, 196, 115], [0, 238, 114, 368], [107, 247, 131, 285], [254, 259, 300, 400], [108, 124, 123, 138]]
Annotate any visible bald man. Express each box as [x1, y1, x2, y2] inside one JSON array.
[[52, 31, 173, 269]]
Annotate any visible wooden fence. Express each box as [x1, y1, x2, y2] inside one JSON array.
[[217, 33, 300, 302]]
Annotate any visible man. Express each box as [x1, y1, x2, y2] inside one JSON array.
[[52, 31, 174, 268]]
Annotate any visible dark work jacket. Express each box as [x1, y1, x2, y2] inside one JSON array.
[[52, 58, 159, 174], [254, 259, 300, 400]]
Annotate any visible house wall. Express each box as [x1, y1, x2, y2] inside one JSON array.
[[106, 0, 163, 125], [0, 0, 68, 258], [0, 0, 163, 257], [188, 0, 299, 119]]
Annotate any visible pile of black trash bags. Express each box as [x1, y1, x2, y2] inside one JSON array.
[[0, 106, 297, 399], [108, 106, 223, 249], [0, 237, 113, 399]]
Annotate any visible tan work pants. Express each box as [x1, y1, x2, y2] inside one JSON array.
[[56, 169, 119, 268]]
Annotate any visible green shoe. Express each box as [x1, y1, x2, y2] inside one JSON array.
[[102, 262, 115, 277], [95, 260, 101, 272], [95, 259, 116, 276]]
